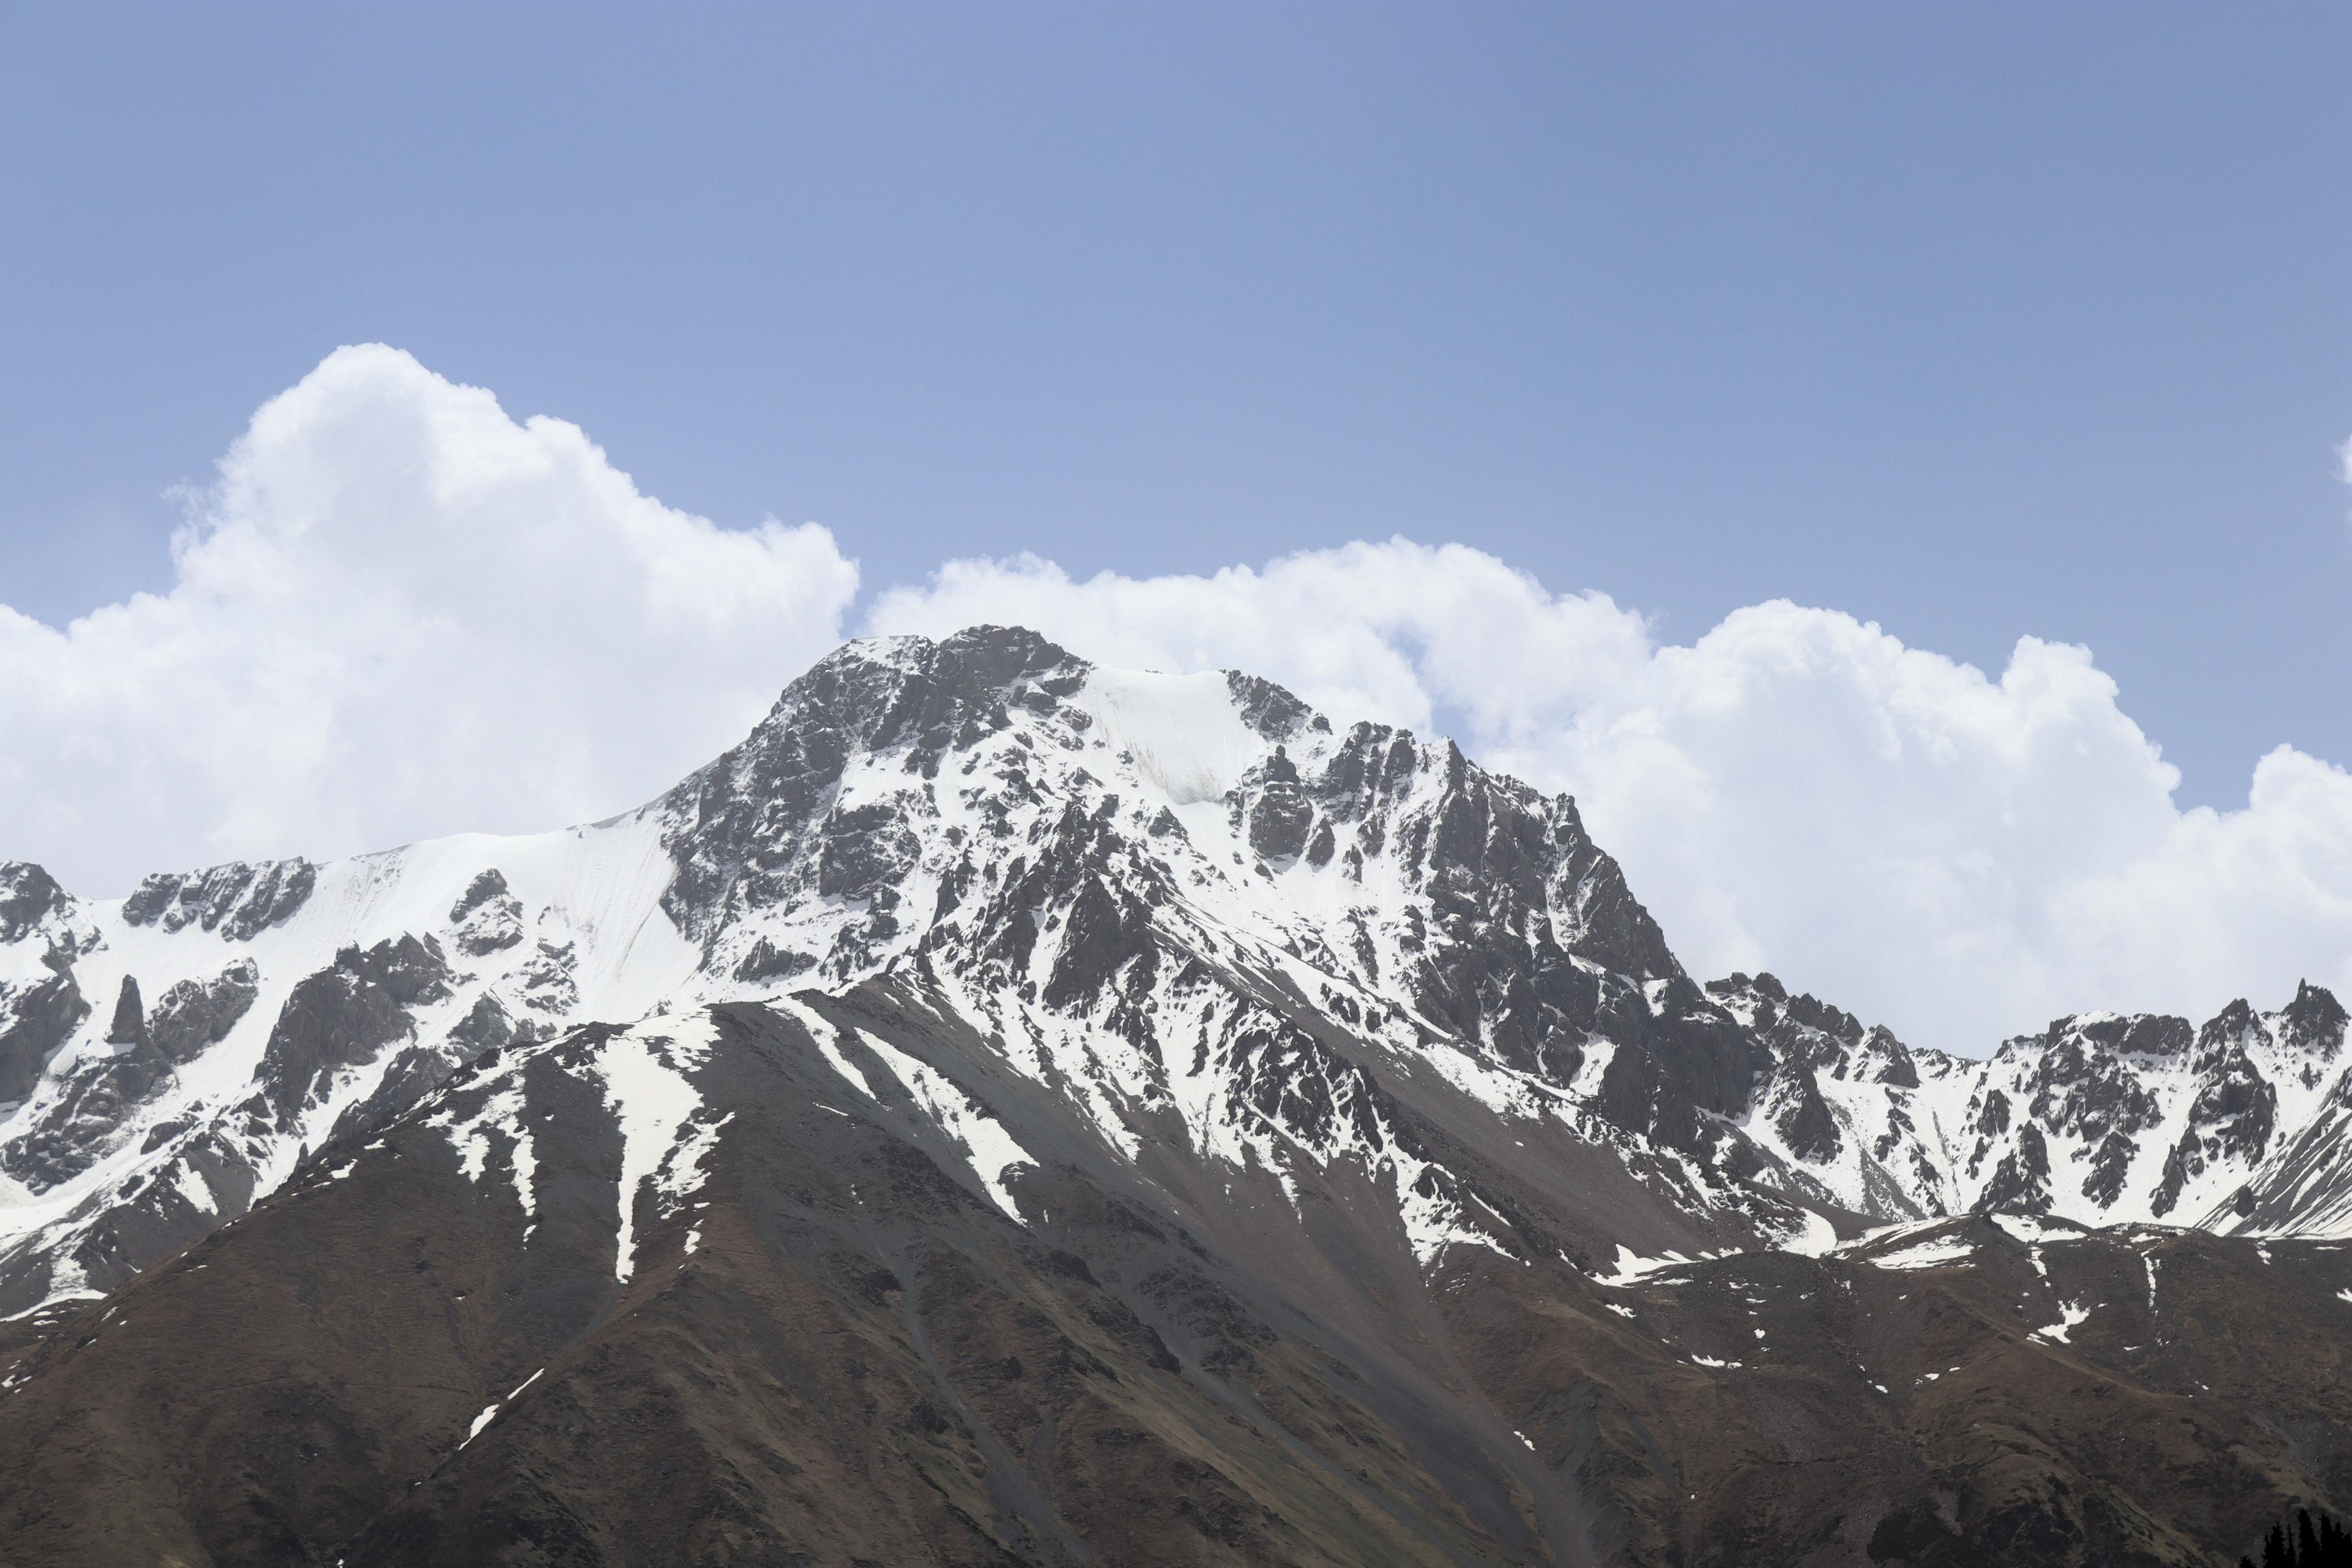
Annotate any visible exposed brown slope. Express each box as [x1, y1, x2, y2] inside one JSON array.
[[1442, 1219, 2352, 1566], [4, 996, 2350, 1566], [0, 1001, 1580, 1567]]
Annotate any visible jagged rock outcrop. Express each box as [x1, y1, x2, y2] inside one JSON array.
[[146, 959, 259, 1063], [0, 861, 74, 946], [252, 934, 454, 1118], [0, 965, 88, 1109], [120, 857, 317, 940]]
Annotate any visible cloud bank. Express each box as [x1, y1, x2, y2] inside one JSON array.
[[7, 347, 2349, 1056], [871, 548, 2352, 1055], [0, 346, 859, 891]]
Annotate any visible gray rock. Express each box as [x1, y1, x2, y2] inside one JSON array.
[[448, 869, 526, 956], [105, 976, 146, 1049], [121, 858, 318, 940], [255, 935, 452, 1117], [0, 862, 72, 946], [147, 960, 260, 1063], [0, 965, 89, 1107], [448, 868, 510, 922], [2, 975, 175, 1189]]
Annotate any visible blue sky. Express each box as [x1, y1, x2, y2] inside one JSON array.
[[7, 7, 2352, 1050], [6, 5, 2348, 808]]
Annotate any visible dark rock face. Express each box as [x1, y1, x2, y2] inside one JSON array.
[[659, 627, 1088, 962], [1708, 973, 1922, 1085], [1224, 668, 1320, 741], [254, 935, 453, 1118], [104, 976, 146, 1049], [2147, 1003, 2282, 1218], [1243, 746, 1315, 860], [1977, 1123, 2054, 1213], [448, 867, 508, 922], [2279, 979, 2348, 1060], [1769, 1072, 1841, 1163], [2, 976, 175, 1189], [325, 992, 526, 1148], [517, 939, 577, 1012], [0, 966, 89, 1108], [1702, 972, 1953, 1218], [448, 869, 525, 956], [1243, 720, 1758, 1155], [1863, 1025, 1922, 1088], [146, 960, 260, 1063], [0, 866, 98, 1110], [0, 862, 72, 946], [2021, 1019, 2163, 1162], [121, 857, 317, 939]]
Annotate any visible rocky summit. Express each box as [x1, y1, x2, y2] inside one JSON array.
[[2, 627, 2348, 1567]]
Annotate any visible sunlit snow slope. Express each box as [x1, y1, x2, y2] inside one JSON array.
[[3, 626, 2348, 1325]]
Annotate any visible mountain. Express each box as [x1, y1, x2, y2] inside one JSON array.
[[1711, 970, 2352, 1235], [2, 626, 2348, 1567]]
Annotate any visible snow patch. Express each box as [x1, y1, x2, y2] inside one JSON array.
[[597, 1012, 720, 1280], [1863, 1233, 1977, 1271], [1079, 668, 1267, 807], [851, 1027, 1038, 1221], [1593, 1245, 1695, 1284], [1776, 1207, 1840, 1256], [459, 1403, 499, 1448], [2032, 1300, 2092, 1344]]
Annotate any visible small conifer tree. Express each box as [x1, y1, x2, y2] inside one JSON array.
[[2244, 1506, 2352, 1568]]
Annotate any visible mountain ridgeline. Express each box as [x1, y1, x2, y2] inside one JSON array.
[[1, 626, 2348, 1567]]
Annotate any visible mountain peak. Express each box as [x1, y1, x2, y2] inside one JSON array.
[[9, 631, 2352, 1566], [9, 628, 2352, 1327]]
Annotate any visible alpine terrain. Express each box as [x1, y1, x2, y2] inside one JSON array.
[[3, 627, 2349, 1567]]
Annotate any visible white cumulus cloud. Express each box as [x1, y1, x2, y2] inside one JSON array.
[[870, 544, 2352, 1055], [8, 348, 2349, 1057], [0, 345, 860, 894]]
